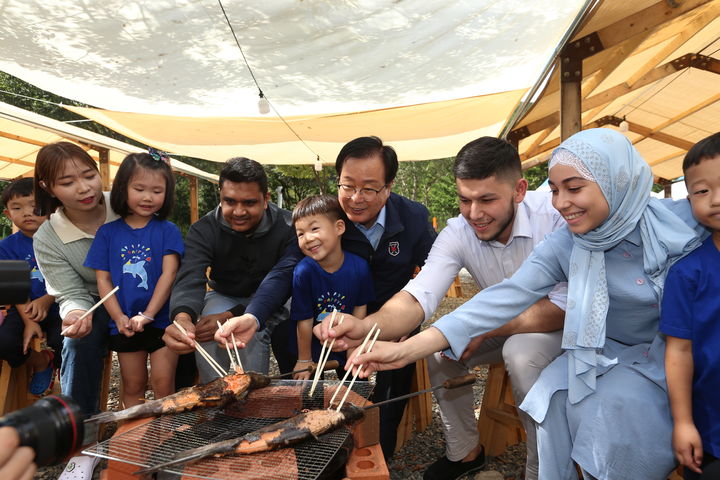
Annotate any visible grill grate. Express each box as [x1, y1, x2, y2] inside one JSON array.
[[84, 380, 373, 480]]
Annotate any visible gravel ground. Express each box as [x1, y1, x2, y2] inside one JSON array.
[[36, 271, 526, 479], [387, 273, 526, 480]]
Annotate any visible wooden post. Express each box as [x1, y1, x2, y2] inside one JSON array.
[[560, 56, 582, 140], [98, 147, 111, 190], [189, 176, 199, 224]]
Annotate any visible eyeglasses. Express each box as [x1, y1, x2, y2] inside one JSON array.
[[337, 183, 388, 199]]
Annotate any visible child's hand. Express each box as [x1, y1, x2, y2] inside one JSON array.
[[23, 296, 54, 323], [673, 421, 703, 473], [129, 315, 151, 332], [116, 315, 135, 338], [22, 322, 43, 354], [292, 361, 314, 380]]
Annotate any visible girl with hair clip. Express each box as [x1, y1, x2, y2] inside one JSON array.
[[85, 152, 184, 409], [354, 128, 708, 479]]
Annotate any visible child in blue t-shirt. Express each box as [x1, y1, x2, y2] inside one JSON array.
[[85, 152, 184, 408], [0, 178, 62, 395], [661, 132, 720, 480], [289, 194, 374, 380]]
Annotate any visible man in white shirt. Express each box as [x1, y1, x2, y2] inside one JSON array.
[[315, 137, 566, 480]]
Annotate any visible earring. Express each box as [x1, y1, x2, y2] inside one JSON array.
[[39, 181, 47, 189]]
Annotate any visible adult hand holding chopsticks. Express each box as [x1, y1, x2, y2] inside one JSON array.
[[162, 314, 197, 354], [349, 326, 451, 378], [313, 312, 370, 352], [213, 313, 258, 350]]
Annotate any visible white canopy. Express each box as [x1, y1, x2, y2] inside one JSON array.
[[0, 1, 586, 163]]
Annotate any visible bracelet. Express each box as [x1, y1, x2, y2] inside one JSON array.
[[296, 359, 312, 363], [137, 312, 154, 322]]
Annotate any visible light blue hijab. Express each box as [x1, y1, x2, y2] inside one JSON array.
[[552, 128, 700, 404]]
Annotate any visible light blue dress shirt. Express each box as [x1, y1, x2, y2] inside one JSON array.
[[355, 206, 386, 250]]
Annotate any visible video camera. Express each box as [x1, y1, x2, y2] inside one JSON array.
[[0, 260, 30, 305], [0, 260, 85, 466]]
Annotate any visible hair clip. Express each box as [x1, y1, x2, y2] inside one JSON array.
[[148, 147, 171, 166]]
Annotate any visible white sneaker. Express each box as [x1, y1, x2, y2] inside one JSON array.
[[58, 455, 100, 480]]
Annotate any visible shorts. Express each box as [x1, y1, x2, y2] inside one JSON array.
[[109, 326, 166, 353]]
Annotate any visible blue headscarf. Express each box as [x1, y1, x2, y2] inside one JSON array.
[[551, 128, 700, 404]]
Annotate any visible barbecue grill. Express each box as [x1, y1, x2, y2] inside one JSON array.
[[84, 380, 375, 480]]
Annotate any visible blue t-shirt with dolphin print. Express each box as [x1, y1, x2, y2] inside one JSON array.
[[85, 217, 184, 334]]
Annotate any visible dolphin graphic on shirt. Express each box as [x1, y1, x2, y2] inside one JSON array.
[[30, 267, 45, 284], [123, 260, 149, 290]]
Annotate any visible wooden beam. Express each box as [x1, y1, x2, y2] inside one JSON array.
[[509, 0, 713, 137], [513, 50, 707, 143], [560, 58, 582, 140], [627, 121, 695, 150], [592, 0, 711, 51], [0, 155, 35, 168], [647, 151, 684, 167], [522, 151, 553, 171], [189, 176, 199, 224], [625, 2, 719, 87], [98, 147, 111, 191], [0, 130, 46, 147], [581, 33, 649, 97], [583, 60, 682, 111]]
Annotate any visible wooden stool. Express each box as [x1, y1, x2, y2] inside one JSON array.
[[476, 363, 525, 456], [0, 338, 45, 415], [395, 357, 433, 452], [445, 275, 464, 298]]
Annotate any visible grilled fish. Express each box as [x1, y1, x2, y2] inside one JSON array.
[[88, 371, 270, 424], [138, 405, 365, 474]]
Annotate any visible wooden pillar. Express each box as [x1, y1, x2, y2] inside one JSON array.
[[658, 178, 672, 198], [560, 56, 582, 140], [189, 176, 199, 224], [98, 147, 111, 190]]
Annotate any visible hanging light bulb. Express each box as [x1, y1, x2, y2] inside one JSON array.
[[258, 90, 270, 115], [314, 156, 323, 172], [619, 116, 629, 133]]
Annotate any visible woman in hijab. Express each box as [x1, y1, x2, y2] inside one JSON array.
[[351, 128, 707, 479]]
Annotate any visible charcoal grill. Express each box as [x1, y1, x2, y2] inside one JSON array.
[[84, 379, 374, 480]]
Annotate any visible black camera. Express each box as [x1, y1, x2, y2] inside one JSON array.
[[0, 395, 85, 466], [0, 262, 86, 466], [0, 259, 30, 305]]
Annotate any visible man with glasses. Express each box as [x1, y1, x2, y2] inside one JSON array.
[[315, 137, 566, 480], [218, 136, 436, 458]]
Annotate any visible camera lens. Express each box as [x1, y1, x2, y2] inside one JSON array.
[[0, 395, 85, 466]]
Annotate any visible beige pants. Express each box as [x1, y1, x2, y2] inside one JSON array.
[[427, 331, 563, 480]]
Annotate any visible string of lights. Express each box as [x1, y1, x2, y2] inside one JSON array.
[[215, 0, 323, 167]]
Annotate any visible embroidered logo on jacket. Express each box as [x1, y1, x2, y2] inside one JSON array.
[[388, 241, 400, 256]]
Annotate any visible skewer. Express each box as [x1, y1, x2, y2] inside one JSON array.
[[329, 323, 377, 406], [335, 327, 381, 410], [230, 332, 244, 373], [61, 285, 120, 336], [269, 360, 340, 379], [309, 309, 337, 397], [173, 320, 227, 377], [320, 314, 344, 370], [216, 321, 237, 371]]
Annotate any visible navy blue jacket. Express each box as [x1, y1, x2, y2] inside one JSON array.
[[247, 193, 437, 327]]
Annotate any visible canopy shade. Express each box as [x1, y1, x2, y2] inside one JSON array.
[[0, 1, 584, 117], [0, 101, 217, 182], [65, 89, 525, 164], [503, 0, 720, 181], [0, 1, 587, 164]]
